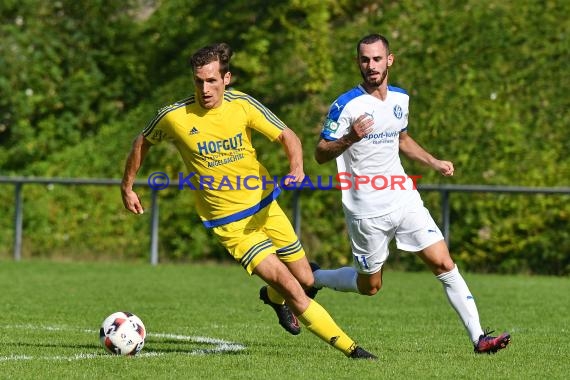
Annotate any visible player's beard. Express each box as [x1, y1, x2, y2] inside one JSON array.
[[361, 66, 388, 88]]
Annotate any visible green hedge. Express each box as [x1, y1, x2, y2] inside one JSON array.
[[0, 0, 568, 274]]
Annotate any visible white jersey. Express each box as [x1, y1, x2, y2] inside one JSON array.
[[321, 84, 423, 218]]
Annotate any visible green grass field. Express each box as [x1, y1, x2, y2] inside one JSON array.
[[0, 260, 568, 379]]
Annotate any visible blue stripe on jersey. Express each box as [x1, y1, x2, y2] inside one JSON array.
[[224, 91, 286, 130], [202, 187, 282, 228], [241, 239, 273, 270], [320, 86, 366, 141], [328, 86, 366, 122], [321, 131, 338, 141], [143, 96, 196, 137], [276, 240, 302, 257], [388, 85, 407, 94]]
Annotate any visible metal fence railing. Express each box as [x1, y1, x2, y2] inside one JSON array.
[[0, 177, 159, 263], [292, 183, 570, 247], [2, 176, 570, 264]]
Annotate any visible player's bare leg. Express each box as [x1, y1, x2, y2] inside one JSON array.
[[283, 256, 315, 290], [356, 267, 384, 296], [260, 256, 315, 334]]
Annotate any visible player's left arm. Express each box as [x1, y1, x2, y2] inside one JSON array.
[[399, 131, 454, 176], [276, 127, 305, 185]]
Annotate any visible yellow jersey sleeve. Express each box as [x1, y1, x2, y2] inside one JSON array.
[[142, 100, 190, 144], [225, 90, 287, 142]]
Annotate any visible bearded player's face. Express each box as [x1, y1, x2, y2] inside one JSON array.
[[358, 41, 393, 88]]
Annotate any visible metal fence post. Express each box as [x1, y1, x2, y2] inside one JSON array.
[[14, 183, 23, 261], [150, 189, 159, 265]]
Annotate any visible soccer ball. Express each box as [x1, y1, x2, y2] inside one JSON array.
[[99, 311, 146, 356]]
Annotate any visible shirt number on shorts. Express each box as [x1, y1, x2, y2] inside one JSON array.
[[356, 255, 370, 270]]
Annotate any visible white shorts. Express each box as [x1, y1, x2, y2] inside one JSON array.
[[346, 203, 444, 274]]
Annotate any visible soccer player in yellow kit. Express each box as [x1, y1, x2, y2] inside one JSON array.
[[121, 42, 375, 359]]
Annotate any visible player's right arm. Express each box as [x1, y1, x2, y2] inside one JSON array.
[[314, 114, 374, 164], [121, 133, 152, 214]]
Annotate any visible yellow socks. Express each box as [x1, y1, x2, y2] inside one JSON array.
[[298, 299, 357, 356], [265, 287, 358, 357], [267, 286, 286, 304]]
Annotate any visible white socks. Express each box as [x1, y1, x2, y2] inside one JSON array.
[[436, 265, 484, 343], [313, 266, 359, 292], [314, 264, 485, 344]]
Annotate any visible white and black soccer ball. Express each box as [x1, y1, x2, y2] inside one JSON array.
[[99, 311, 146, 356]]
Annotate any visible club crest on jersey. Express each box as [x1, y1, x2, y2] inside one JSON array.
[[393, 105, 403, 119], [324, 118, 339, 132]]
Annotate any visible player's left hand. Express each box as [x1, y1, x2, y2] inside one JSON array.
[[283, 167, 305, 185], [435, 160, 455, 176]]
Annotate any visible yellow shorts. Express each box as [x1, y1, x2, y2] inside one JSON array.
[[212, 201, 306, 274]]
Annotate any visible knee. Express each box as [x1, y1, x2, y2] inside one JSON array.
[[438, 258, 456, 274], [356, 272, 383, 296], [358, 282, 382, 296], [362, 287, 380, 296], [421, 241, 456, 274]]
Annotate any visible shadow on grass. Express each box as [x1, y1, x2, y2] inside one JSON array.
[[2, 335, 247, 357], [3, 341, 100, 350]]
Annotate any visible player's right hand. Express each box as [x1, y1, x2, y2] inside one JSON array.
[[348, 114, 374, 142], [121, 189, 144, 214]]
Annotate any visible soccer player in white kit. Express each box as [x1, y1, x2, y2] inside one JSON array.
[[312, 33, 510, 354]]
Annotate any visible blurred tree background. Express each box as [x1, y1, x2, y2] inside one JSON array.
[[0, 0, 568, 274]]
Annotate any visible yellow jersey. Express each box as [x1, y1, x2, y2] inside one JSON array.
[[143, 90, 286, 227]]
